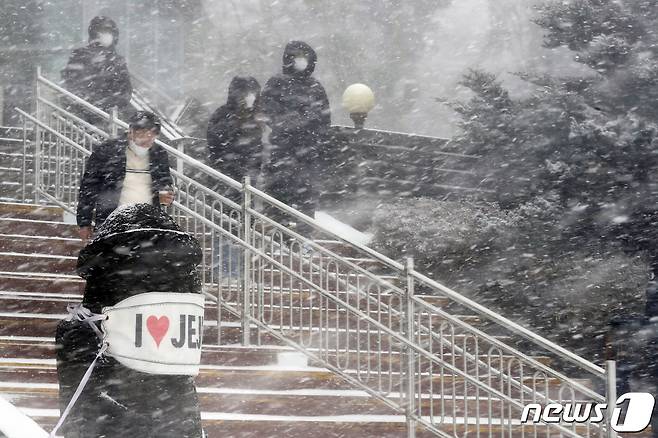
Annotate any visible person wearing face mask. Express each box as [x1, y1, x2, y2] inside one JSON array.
[[261, 41, 331, 231], [61, 16, 133, 125], [76, 111, 175, 241], [206, 76, 263, 282], [207, 76, 263, 183]]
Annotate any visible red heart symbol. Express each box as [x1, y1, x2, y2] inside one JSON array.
[[146, 316, 169, 347]]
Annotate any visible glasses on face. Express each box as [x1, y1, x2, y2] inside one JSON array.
[[133, 128, 160, 137]]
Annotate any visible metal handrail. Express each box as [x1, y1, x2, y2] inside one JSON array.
[[411, 296, 605, 402], [24, 70, 616, 437], [36, 71, 606, 374], [36, 72, 242, 190], [172, 200, 588, 438], [412, 271, 606, 378], [249, 179, 603, 376], [241, 200, 601, 410]]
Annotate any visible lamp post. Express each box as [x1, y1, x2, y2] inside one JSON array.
[[342, 84, 375, 130]]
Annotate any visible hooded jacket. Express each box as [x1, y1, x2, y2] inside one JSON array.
[[62, 16, 132, 114], [261, 41, 331, 179], [207, 76, 263, 182], [77, 204, 203, 311], [56, 204, 203, 437], [76, 134, 173, 227]]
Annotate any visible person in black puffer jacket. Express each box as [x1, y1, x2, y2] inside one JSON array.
[[207, 75, 263, 185], [207, 76, 263, 280], [261, 41, 331, 229], [55, 204, 204, 438], [61, 16, 133, 125]]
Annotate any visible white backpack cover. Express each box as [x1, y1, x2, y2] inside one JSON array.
[[102, 292, 205, 375]]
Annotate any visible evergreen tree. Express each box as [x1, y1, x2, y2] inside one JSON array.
[[372, 0, 658, 361], [456, 0, 658, 236]]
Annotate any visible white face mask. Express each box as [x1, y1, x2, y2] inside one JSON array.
[[130, 142, 150, 157], [97, 32, 114, 47], [293, 57, 309, 72], [244, 93, 256, 109]]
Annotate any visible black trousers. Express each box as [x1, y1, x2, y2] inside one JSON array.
[[264, 174, 318, 238]]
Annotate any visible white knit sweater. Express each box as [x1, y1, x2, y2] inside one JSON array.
[[119, 143, 153, 206]]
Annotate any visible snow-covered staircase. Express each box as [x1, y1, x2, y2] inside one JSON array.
[[0, 203, 412, 437], [0, 204, 461, 437], [1, 202, 635, 437]]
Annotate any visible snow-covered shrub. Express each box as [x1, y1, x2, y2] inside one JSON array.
[[370, 196, 648, 360]]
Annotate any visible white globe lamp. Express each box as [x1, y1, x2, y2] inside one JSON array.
[[342, 84, 375, 130]]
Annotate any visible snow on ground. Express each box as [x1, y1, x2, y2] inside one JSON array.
[[16, 406, 522, 426], [315, 211, 372, 246], [0, 394, 48, 437], [277, 351, 308, 368]]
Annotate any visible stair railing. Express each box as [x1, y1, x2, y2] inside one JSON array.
[[15, 68, 621, 438]]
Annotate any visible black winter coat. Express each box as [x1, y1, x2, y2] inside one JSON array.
[[261, 41, 331, 182], [62, 42, 132, 115], [207, 76, 263, 182], [56, 204, 204, 438], [77, 135, 174, 227]]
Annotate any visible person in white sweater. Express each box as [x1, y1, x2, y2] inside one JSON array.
[[77, 111, 175, 241]]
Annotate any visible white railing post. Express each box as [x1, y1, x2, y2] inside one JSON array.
[[33, 66, 42, 203], [405, 257, 416, 438], [109, 106, 118, 138], [241, 175, 253, 346], [21, 115, 28, 202], [177, 140, 185, 175], [605, 360, 618, 438]]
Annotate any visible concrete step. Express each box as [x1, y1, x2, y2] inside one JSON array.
[[0, 202, 65, 222], [0, 251, 77, 275], [0, 234, 83, 257], [31, 414, 614, 438], [3, 376, 609, 438], [0, 354, 595, 403], [0, 274, 85, 295], [5, 390, 399, 418], [0, 361, 588, 427], [0, 183, 78, 206], [0, 217, 78, 239]]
